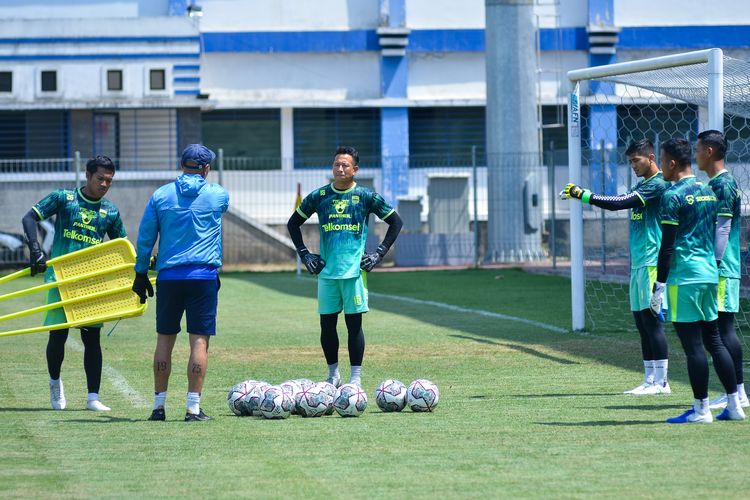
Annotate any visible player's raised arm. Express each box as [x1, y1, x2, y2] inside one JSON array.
[[559, 183, 643, 211]]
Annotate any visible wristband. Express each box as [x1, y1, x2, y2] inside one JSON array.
[[581, 190, 592, 204]]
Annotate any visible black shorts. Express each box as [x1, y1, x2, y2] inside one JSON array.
[[156, 279, 219, 336]]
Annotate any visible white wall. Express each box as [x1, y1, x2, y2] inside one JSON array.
[[406, 0, 485, 29], [201, 52, 381, 106], [200, 0, 379, 31], [615, 0, 750, 26], [407, 52, 485, 101], [0, 0, 168, 18]]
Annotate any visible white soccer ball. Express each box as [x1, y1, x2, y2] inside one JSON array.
[[280, 380, 304, 414], [227, 380, 257, 416], [375, 379, 407, 412], [258, 385, 294, 419], [295, 378, 316, 390], [295, 383, 332, 417], [333, 383, 368, 417], [242, 381, 270, 416], [406, 379, 439, 412], [317, 381, 338, 415]]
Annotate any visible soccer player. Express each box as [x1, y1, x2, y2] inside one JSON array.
[[287, 146, 403, 387], [21, 155, 126, 411], [650, 138, 744, 423], [132, 144, 229, 422], [695, 130, 749, 410], [560, 139, 671, 395]]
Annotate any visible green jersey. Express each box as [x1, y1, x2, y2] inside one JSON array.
[[659, 176, 718, 285], [709, 171, 741, 279], [630, 172, 671, 269], [297, 182, 394, 279], [33, 188, 126, 282]]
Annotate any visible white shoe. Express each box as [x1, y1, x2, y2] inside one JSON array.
[[50, 380, 66, 410], [667, 408, 713, 424], [717, 405, 746, 421], [638, 381, 671, 395], [624, 382, 652, 395], [709, 393, 728, 410], [349, 377, 362, 387], [86, 399, 111, 412], [326, 375, 341, 388], [741, 393, 750, 408]]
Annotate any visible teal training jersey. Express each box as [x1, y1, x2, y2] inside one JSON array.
[[709, 171, 741, 279], [630, 172, 671, 269], [297, 183, 394, 279], [659, 176, 718, 285], [33, 188, 126, 282]]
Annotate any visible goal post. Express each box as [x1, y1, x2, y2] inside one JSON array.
[[566, 48, 725, 332]]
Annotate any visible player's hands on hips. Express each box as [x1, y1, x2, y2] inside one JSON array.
[[650, 281, 666, 321], [559, 182, 586, 200], [132, 272, 154, 304], [28, 240, 47, 276], [361, 244, 387, 272], [298, 248, 325, 275]]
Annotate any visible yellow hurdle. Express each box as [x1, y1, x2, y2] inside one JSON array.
[[0, 238, 154, 337]]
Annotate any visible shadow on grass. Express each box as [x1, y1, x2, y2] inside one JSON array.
[[513, 393, 622, 398], [537, 420, 665, 427], [0, 407, 88, 412], [64, 416, 143, 423], [604, 404, 686, 411], [450, 334, 580, 365]]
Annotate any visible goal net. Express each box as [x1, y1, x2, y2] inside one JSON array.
[[567, 49, 750, 349]]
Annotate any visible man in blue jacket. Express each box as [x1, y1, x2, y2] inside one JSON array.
[[132, 144, 229, 422]]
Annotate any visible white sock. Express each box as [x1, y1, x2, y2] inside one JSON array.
[[50, 377, 61, 385], [328, 363, 339, 379], [87, 392, 100, 402], [153, 391, 167, 410], [694, 397, 710, 415], [186, 392, 200, 415], [350, 366, 362, 384], [644, 360, 655, 384], [653, 359, 668, 385], [727, 392, 741, 411], [738, 383, 747, 401]]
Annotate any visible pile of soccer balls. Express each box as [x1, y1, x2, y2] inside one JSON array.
[[228, 378, 439, 419]]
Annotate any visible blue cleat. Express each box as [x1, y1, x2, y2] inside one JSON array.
[[667, 408, 712, 424], [716, 406, 746, 421]]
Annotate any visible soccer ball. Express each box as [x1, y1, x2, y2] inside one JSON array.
[[317, 381, 338, 415], [295, 383, 332, 417], [227, 380, 257, 416], [280, 380, 303, 414], [333, 383, 368, 417], [375, 379, 407, 412], [258, 385, 293, 419], [242, 381, 270, 416], [295, 378, 316, 390], [406, 379, 439, 412]]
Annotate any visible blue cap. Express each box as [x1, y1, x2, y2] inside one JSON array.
[[181, 144, 216, 169]]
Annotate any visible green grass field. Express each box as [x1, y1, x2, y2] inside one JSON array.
[[1, 268, 749, 498]]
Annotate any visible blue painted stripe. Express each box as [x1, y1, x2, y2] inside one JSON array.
[[0, 36, 199, 44], [173, 64, 200, 70], [619, 26, 750, 49], [174, 77, 200, 83], [0, 53, 199, 61], [175, 89, 200, 95], [202, 30, 379, 52]]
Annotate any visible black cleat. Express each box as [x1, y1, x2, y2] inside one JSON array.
[[184, 409, 212, 422], [148, 408, 166, 421]]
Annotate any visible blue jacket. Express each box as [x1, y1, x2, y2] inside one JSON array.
[[135, 174, 229, 274]]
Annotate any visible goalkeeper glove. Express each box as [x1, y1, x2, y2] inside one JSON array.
[[132, 273, 154, 304], [361, 244, 388, 272], [559, 182, 591, 203], [650, 281, 666, 321], [27, 240, 47, 277], [298, 248, 325, 275]]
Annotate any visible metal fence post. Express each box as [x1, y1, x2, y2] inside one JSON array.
[[74, 151, 82, 188], [547, 141, 556, 269], [472, 145, 480, 268], [600, 140, 606, 274], [217, 148, 224, 186]]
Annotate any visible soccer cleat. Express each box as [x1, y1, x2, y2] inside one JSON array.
[[50, 380, 66, 410], [349, 377, 362, 387], [86, 399, 111, 411], [184, 409, 212, 421], [326, 375, 341, 388], [716, 406, 746, 421], [148, 408, 166, 421], [624, 382, 651, 395], [637, 381, 672, 395], [709, 393, 728, 410], [666, 408, 713, 424]]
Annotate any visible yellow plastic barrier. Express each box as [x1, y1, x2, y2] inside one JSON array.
[[0, 238, 154, 337]]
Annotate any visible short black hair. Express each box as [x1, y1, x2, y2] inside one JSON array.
[[661, 138, 691, 168], [86, 155, 116, 174], [335, 146, 359, 166], [697, 129, 727, 160], [625, 139, 654, 157]]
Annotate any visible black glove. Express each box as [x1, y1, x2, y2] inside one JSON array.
[[28, 240, 47, 277], [361, 244, 387, 272], [298, 248, 325, 275], [132, 272, 154, 304]]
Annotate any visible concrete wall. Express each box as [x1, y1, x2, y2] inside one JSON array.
[[0, 0, 169, 18], [614, 0, 750, 26]]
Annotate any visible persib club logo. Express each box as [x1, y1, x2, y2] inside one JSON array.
[[334, 199, 349, 214], [79, 208, 98, 224]]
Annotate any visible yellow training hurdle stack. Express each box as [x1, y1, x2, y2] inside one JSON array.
[[0, 238, 153, 337]]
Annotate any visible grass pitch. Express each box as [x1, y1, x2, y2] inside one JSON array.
[[1, 268, 749, 498]]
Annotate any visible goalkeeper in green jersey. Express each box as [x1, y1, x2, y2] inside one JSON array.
[[652, 138, 742, 423], [695, 130, 748, 411], [560, 139, 671, 395], [21, 155, 126, 412], [287, 146, 403, 387]]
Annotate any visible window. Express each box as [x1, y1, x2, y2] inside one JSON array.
[[149, 69, 165, 90], [202, 110, 281, 168], [107, 70, 123, 91], [409, 107, 485, 167], [0, 72, 10, 93], [41, 70, 57, 92]]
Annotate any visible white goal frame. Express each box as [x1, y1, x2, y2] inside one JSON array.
[[567, 48, 725, 331]]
